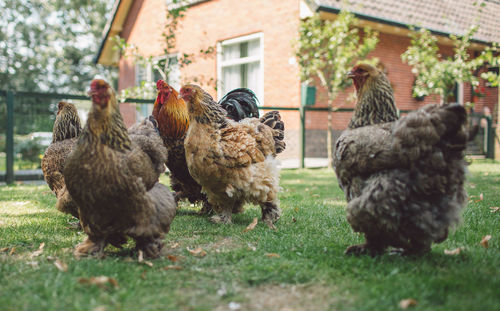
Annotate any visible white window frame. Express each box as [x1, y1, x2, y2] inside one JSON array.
[[134, 54, 180, 119], [135, 54, 180, 87], [217, 32, 264, 105]]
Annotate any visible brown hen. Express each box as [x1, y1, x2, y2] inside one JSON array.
[[62, 79, 176, 258], [152, 80, 210, 212], [334, 64, 468, 256], [180, 84, 285, 228], [41, 102, 82, 219]]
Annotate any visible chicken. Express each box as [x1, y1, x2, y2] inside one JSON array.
[[180, 84, 285, 228], [41, 101, 82, 219], [334, 64, 468, 256], [61, 79, 176, 258], [219, 88, 259, 121], [152, 80, 276, 214]]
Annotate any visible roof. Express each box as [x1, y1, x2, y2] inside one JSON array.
[[94, 0, 134, 66], [95, 0, 209, 66], [312, 0, 500, 44]]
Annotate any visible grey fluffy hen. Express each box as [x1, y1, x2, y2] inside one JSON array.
[[334, 64, 468, 256]]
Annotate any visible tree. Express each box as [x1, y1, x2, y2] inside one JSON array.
[[401, 26, 485, 105], [295, 11, 379, 169], [478, 43, 500, 87], [0, 0, 115, 93], [0, 0, 115, 135]]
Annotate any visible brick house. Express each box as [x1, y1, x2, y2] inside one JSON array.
[[95, 0, 500, 159]]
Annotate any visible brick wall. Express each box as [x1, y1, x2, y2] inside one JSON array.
[[116, 0, 498, 160]]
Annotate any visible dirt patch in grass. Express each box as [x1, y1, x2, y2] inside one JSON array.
[[216, 283, 348, 311]]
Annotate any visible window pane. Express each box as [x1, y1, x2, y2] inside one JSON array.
[[222, 65, 241, 95], [135, 63, 148, 86], [247, 39, 260, 57], [166, 56, 180, 90], [222, 44, 240, 61], [247, 62, 261, 103]]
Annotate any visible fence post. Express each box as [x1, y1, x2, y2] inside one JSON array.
[[299, 106, 306, 168], [486, 116, 494, 159], [6, 90, 14, 185]]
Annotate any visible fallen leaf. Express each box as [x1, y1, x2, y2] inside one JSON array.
[[243, 218, 258, 232], [294, 208, 299, 212], [170, 242, 180, 249], [26, 261, 39, 268], [9, 247, 16, 255], [399, 298, 418, 309], [312, 194, 320, 197], [31, 242, 45, 258], [469, 183, 476, 189], [141, 270, 147, 280], [167, 255, 180, 262], [265, 253, 280, 258], [292, 216, 297, 223], [93, 306, 106, 311], [247, 244, 256, 251], [187, 247, 207, 258], [78, 276, 119, 289], [46, 256, 56, 261], [490, 207, 499, 213], [54, 259, 68, 272], [1, 247, 9, 252], [480, 235, 492, 248], [474, 193, 484, 203], [163, 265, 182, 270], [444, 247, 464, 255]]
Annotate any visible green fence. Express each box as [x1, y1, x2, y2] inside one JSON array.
[[0, 90, 495, 184]]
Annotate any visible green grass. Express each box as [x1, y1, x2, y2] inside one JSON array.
[[0, 160, 499, 311]]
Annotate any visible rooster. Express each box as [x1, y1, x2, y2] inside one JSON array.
[[334, 64, 468, 256], [180, 84, 285, 228], [152, 81, 276, 214], [41, 102, 82, 219], [62, 79, 176, 258], [219, 88, 259, 121]]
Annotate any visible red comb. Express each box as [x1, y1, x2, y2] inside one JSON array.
[[156, 80, 166, 90]]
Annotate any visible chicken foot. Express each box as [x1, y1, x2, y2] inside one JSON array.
[[135, 236, 164, 258], [344, 235, 387, 256], [210, 209, 232, 224], [261, 202, 281, 229], [74, 237, 106, 258]]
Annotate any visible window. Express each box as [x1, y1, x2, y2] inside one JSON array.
[[135, 54, 180, 89], [217, 33, 264, 104], [135, 54, 180, 118]]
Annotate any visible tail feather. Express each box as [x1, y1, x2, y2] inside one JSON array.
[[260, 111, 286, 154], [219, 88, 259, 121], [394, 104, 468, 163]]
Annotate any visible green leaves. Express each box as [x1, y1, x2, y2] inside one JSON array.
[[0, 0, 114, 93], [402, 26, 486, 103], [294, 11, 379, 102]]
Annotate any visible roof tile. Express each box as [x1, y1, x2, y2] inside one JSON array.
[[315, 0, 500, 43]]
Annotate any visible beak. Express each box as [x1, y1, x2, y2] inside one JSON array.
[[346, 71, 355, 79]]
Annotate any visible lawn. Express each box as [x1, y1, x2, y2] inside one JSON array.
[[0, 160, 498, 311]]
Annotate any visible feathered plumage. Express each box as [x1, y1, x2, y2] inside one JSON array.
[[41, 102, 82, 218], [334, 64, 468, 256], [62, 79, 176, 258], [219, 88, 260, 121], [152, 81, 283, 216], [181, 84, 284, 228]]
